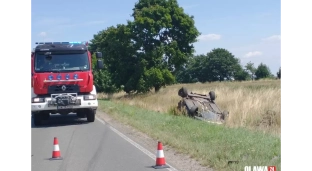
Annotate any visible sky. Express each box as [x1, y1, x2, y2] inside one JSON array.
[[31, 0, 281, 74]]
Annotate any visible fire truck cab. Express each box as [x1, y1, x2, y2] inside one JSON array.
[[31, 41, 103, 126]]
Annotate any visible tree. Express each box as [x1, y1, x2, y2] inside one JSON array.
[[277, 67, 281, 79], [255, 63, 272, 80], [91, 54, 121, 94], [233, 66, 250, 81], [89, 0, 199, 93], [245, 61, 256, 81], [128, 0, 200, 92], [89, 25, 139, 94], [175, 49, 245, 83], [205, 48, 242, 82], [175, 55, 208, 83], [175, 56, 196, 83], [144, 67, 175, 92]]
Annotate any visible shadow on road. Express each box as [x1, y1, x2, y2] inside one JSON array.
[[31, 113, 89, 128], [145, 166, 156, 169]]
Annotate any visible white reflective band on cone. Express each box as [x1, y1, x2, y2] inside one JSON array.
[[54, 145, 60, 151], [157, 150, 164, 158]]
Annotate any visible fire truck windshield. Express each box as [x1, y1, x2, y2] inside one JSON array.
[[34, 51, 90, 73]]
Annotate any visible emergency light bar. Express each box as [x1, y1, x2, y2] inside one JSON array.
[[35, 41, 88, 45]]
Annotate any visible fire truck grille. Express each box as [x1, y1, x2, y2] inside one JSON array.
[[48, 84, 80, 94]]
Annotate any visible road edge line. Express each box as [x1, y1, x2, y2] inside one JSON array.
[[96, 116, 178, 171]]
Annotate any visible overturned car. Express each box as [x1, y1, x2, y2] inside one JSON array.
[[177, 87, 229, 124]]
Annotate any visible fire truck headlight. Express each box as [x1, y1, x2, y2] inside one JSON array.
[[32, 97, 45, 103], [83, 95, 96, 100]]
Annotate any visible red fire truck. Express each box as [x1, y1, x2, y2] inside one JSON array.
[[31, 41, 103, 126]]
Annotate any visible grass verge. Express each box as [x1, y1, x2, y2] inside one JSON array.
[[98, 80, 281, 135], [98, 100, 281, 171]]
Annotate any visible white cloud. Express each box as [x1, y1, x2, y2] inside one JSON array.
[[262, 35, 281, 41], [38, 32, 47, 37], [244, 51, 262, 58], [197, 34, 221, 41]]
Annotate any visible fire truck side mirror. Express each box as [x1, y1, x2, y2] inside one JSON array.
[[97, 59, 104, 69], [95, 52, 102, 59]]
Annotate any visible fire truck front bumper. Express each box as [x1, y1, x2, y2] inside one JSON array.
[[31, 93, 98, 112]]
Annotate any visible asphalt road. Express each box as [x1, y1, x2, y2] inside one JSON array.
[[31, 113, 176, 171]]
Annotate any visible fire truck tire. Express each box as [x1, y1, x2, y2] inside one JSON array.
[[87, 109, 95, 122], [33, 113, 42, 126]]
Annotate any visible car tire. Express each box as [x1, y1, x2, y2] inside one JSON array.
[[178, 87, 188, 97], [209, 91, 216, 101]]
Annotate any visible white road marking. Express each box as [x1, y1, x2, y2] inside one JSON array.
[[96, 116, 178, 171]]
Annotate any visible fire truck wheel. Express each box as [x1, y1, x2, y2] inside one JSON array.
[[33, 113, 42, 126], [86, 109, 95, 122]]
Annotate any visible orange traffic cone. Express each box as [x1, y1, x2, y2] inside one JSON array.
[[153, 141, 170, 169], [50, 137, 63, 160]]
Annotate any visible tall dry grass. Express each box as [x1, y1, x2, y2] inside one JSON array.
[[98, 80, 281, 135]]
